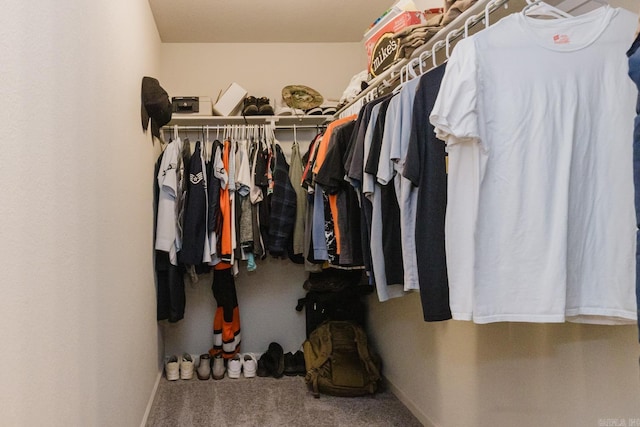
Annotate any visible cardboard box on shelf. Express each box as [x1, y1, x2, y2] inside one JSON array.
[[364, 11, 426, 78], [213, 83, 247, 116]]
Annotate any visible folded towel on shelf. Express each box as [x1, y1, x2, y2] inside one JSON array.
[[441, 0, 478, 26], [393, 25, 441, 59], [392, 0, 479, 59]]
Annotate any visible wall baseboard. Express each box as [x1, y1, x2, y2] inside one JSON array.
[[384, 375, 439, 427], [140, 370, 163, 427]]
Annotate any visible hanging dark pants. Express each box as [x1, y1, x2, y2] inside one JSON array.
[[155, 251, 185, 323], [209, 264, 241, 359]]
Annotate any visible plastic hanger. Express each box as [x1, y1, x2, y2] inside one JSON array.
[[464, 15, 475, 38], [485, 0, 496, 27], [205, 128, 209, 159], [418, 50, 431, 75], [465, 8, 486, 38], [431, 40, 446, 67], [394, 64, 408, 95], [445, 28, 464, 58], [394, 58, 419, 95]]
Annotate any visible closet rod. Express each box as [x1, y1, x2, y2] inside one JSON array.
[[162, 125, 324, 131]]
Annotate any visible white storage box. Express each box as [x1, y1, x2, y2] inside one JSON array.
[[213, 83, 247, 116]]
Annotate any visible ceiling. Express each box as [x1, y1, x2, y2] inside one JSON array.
[[148, 0, 396, 43]]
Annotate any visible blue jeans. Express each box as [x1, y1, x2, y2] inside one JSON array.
[[627, 35, 640, 340]]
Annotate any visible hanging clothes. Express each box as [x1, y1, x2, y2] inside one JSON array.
[[235, 138, 255, 268], [217, 139, 233, 264], [402, 64, 451, 322], [176, 137, 191, 258], [180, 141, 208, 265], [154, 148, 185, 323], [316, 120, 362, 266], [206, 140, 222, 261], [370, 97, 404, 289], [361, 100, 407, 302], [627, 32, 640, 340], [156, 137, 183, 265], [228, 139, 237, 265], [289, 141, 307, 256], [430, 7, 637, 324], [309, 116, 356, 264], [249, 138, 267, 260], [209, 264, 241, 359], [382, 78, 422, 293], [255, 142, 271, 255], [268, 144, 297, 257], [301, 134, 324, 273], [345, 96, 393, 285]]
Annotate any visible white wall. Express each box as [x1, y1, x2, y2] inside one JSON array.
[[369, 294, 640, 426], [158, 42, 365, 357], [0, 1, 162, 425], [160, 42, 367, 105], [610, 0, 639, 13]]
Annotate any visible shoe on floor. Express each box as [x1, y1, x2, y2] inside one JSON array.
[[242, 353, 258, 378], [180, 353, 194, 380], [212, 354, 226, 380], [266, 342, 285, 378], [283, 352, 297, 376], [293, 350, 306, 376], [165, 355, 180, 381], [256, 356, 269, 377], [227, 353, 242, 379], [197, 354, 211, 380]]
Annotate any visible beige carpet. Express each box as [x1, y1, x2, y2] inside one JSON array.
[[147, 375, 422, 427]]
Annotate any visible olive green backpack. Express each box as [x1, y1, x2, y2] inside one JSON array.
[[303, 320, 382, 397]]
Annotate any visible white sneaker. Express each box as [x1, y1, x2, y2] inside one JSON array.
[[275, 99, 305, 116], [165, 355, 180, 381], [242, 353, 258, 378], [180, 353, 194, 380], [227, 353, 242, 379]]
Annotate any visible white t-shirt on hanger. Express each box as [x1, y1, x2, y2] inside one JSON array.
[[156, 138, 183, 266], [430, 6, 638, 324]]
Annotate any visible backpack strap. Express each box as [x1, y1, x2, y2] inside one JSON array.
[[304, 322, 333, 398], [351, 323, 381, 393]]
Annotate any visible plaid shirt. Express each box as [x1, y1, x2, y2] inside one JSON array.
[[268, 145, 297, 257]]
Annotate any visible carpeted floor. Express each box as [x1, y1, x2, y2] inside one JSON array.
[[147, 375, 422, 427]]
